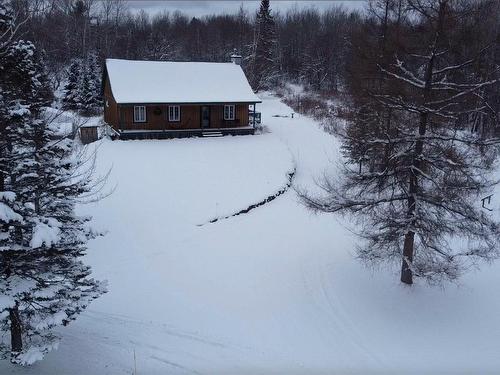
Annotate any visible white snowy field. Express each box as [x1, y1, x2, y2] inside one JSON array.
[[2, 93, 500, 374]]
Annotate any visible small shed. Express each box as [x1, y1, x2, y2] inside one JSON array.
[[80, 125, 99, 144]]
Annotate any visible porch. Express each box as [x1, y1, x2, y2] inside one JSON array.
[[115, 126, 255, 140]]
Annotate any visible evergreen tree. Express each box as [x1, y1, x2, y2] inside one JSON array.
[[78, 66, 95, 115], [2, 106, 106, 365], [62, 60, 82, 110], [77, 53, 102, 116], [0, 0, 17, 194], [0, 11, 106, 364], [250, 0, 280, 91], [88, 52, 103, 109]]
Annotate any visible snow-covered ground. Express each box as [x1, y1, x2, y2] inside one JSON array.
[[2, 93, 500, 374]]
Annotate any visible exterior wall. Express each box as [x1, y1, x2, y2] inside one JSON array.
[[239, 104, 249, 127], [209, 104, 249, 129], [103, 76, 119, 127], [115, 103, 250, 131], [118, 104, 202, 131]]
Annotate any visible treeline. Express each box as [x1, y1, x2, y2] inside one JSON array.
[[10, 0, 360, 93]]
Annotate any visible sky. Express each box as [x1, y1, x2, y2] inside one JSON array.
[[126, 1, 366, 18]]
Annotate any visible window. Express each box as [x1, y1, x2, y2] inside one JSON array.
[[168, 105, 180, 122], [133, 105, 146, 123], [224, 105, 235, 120]]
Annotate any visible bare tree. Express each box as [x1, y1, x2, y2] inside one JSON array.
[[300, 0, 500, 285]]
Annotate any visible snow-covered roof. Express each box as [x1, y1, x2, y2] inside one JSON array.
[[105, 59, 261, 104]]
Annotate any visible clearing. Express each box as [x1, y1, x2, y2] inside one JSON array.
[[2, 93, 500, 375]]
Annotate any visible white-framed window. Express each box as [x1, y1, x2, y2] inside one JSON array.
[[133, 105, 146, 123], [224, 105, 235, 120], [168, 105, 180, 122]]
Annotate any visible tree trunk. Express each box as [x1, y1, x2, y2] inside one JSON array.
[[399, 0, 447, 285], [401, 231, 415, 284], [401, 112, 426, 285], [9, 303, 22, 358]]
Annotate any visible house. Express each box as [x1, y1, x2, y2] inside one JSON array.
[[102, 57, 261, 139]]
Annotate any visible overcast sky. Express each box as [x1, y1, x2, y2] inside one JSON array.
[[126, 1, 366, 18]]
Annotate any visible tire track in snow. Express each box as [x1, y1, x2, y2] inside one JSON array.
[[150, 355, 203, 375], [300, 258, 383, 367], [83, 310, 229, 349], [318, 265, 383, 366], [83, 310, 283, 358], [76, 311, 238, 374], [81, 309, 304, 372]]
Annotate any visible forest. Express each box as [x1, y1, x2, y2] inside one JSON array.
[[8, 0, 499, 132], [10, 0, 357, 93]]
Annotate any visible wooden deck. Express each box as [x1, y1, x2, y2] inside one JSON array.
[[115, 127, 255, 140]]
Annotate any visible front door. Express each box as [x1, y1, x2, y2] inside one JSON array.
[[201, 106, 210, 128]]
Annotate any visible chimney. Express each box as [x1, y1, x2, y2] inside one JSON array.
[[230, 50, 242, 65]]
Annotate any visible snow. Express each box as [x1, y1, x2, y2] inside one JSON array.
[[42, 107, 102, 134], [0, 191, 16, 202], [2, 93, 500, 374], [35, 312, 68, 331], [284, 82, 305, 95], [88, 134, 294, 225], [1, 277, 37, 299], [15, 348, 45, 366], [0, 202, 22, 223], [105, 59, 261, 104], [0, 295, 15, 311], [29, 218, 61, 249], [15, 343, 59, 366], [8, 104, 30, 117]]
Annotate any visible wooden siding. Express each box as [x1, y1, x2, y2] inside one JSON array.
[[115, 103, 250, 131], [80, 126, 98, 144], [210, 105, 249, 129], [118, 104, 202, 131], [103, 76, 119, 127]]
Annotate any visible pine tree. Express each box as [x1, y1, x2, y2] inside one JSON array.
[[300, 0, 500, 285], [62, 53, 101, 114], [250, 0, 280, 91], [78, 52, 102, 116], [62, 60, 82, 110], [79, 67, 96, 115], [0, 0, 17, 194], [88, 52, 102, 108], [0, 12, 106, 364], [3, 107, 106, 365]]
